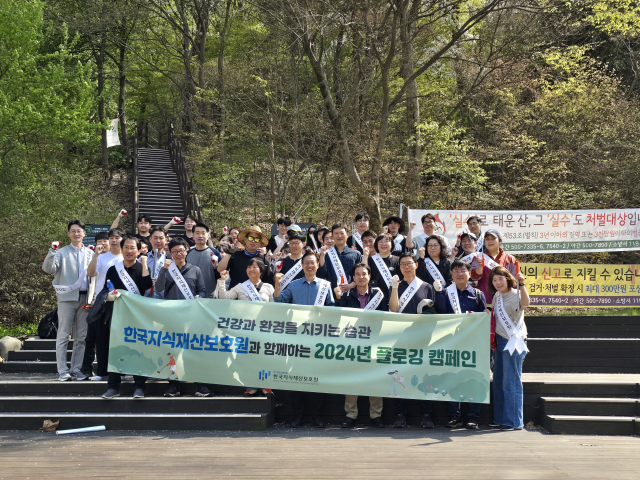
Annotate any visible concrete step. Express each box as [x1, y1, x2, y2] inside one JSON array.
[[0, 396, 272, 414], [22, 339, 63, 350], [8, 350, 71, 361], [0, 361, 94, 373], [0, 380, 247, 396], [540, 414, 640, 435], [540, 397, 639, 417], [0, 412, 272, 431]]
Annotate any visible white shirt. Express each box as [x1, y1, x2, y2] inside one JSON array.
[[71, 244, 90, 291], [94, 252, 124, 291]]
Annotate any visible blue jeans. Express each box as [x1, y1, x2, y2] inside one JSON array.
[[493, 335, 526, 428], [448, 401, 481, 418]]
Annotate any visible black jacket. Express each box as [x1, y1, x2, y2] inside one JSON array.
[[338, 287, 389, 311]]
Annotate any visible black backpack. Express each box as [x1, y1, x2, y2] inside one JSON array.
[[38, 308, 58, 339]]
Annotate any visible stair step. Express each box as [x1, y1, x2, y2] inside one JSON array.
[[8, 350, 72, 361], [0, 381, 246, 396], [0, 396, 272, 414], [22, 339, 66, 350], [0, 412, 272, 431], [540, 397, 640, 417], [0, 361, 85, 373], [541, 414, 640, 435]]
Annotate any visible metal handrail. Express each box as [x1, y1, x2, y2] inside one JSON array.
[[133, 121, 140, 233], [137, 121, 203, 223]]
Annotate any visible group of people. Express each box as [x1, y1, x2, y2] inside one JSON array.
[[43, 211, 530, 431]]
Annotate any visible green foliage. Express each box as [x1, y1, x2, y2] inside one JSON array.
[[0, 323, 38, 339], [0, 0, 96, 160]]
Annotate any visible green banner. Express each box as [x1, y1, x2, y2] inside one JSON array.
[[109, 292, 491, 403]]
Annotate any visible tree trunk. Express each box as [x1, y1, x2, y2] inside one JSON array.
[[217, 0, 232, 162], [268, 110, 276, 219], [118, 40, 130, 162], [98, 29, 108, 173], [300, 32, 381, 231], [401, 1, 422, 207]]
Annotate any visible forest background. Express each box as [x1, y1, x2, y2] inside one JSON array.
[[2, 0, 640, 326]]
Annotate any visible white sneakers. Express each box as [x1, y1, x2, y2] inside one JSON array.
[[58, 372, 73, 382], [91, 375, 107, 381]]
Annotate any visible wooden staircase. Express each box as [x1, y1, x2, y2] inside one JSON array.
[[133, 123, 203, 235]]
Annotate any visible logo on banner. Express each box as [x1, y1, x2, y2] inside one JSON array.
[[258, 370, 271, 380], [434, 213, 446, 235]]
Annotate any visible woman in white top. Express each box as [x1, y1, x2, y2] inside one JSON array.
[[217, 257, 275, 302], [488, 265, 529, 431], [216, 257, 274, 397]]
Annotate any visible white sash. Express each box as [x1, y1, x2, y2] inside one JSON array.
[[168, 262, 195, 299], [475, 231, 485, 252], [116, 261, 140, 295], [481, 253, 500, 270], [280, 259, 303, 290], [327, 247, 346, 282], [461, 252, 476, 264], [397, 277, 423, 313], [152, 250, 166, 282], [314, 280, 330, 306], [371, 254, 393, 289], [446, 284, 462, 314], [52, 247, 92, 295], [309, 234, 320, 253], [393, 234, 405, 252], [494, 290, 529, 355], [364, 288, 384, 310], [352, 232, 363, 249], [241, 280, 263, 302], [424, 258, 445, 285]]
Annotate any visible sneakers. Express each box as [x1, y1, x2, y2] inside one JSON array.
[[500, 426, 523, 431], [133, 387, 145, 399], [445, 415, 463, 428], [289, 415, 303, 428], [421, 414, 435, 429], [261, 388, 274, 397], [341, 417, 357, 428], [164, 386, 181, 397], [196, 387, 213, 397], [312, 416, 326, 428], [72, 371, 88, 381], [371, 417, 385, 428], [393, 413, 407, 428], [102, 388, 120, 399], [91, 375, 107, 381], [489, 421, 501, 428], [244, 388, 258, 397], [466, 419, 479, 430], [58, 372, 72, 382]]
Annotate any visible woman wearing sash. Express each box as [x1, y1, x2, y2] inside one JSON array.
[[217, 258, 275, 398], [488, 266, 529, 431], [309, 226, 328, 253], [101, 236, 153, 399], [217, 258, 275, 302], [363, 233, 402, 299], [346, 213, 370, 253], [389, 253, 446, 429], [470, 229, 517, 306], [417, 235, 453, 288]]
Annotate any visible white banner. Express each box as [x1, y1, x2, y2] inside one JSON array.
[[106, 118, 121, 147], [408, 208, 640, 254]]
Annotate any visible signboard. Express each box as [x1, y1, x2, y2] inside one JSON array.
[[82, 224, 110, 247], [408, 208, 640, 254], [522, 263, 640, 307]]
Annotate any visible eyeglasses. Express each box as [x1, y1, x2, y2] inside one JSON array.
[[400, 262, 415, 268], [171, 249, 187, 255], [246, 235, 261, 243], [428, 244, 440, 249]]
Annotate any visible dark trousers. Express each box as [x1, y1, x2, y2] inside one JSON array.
[[448, 401, 482, 418], [108, 372, 146, 391], [82, 321, 97, 374], [394, 399, 432, 416], [168, 380, 210, 393], [95, 319, 111, 377], [291, 391, 326, 417]]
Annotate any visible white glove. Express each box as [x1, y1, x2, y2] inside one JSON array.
[[170, 216, 182, 225], [391, 275, 400, 289], [106, 290, 121, 302], [51, 241, 61, 250], [119, 209, 127, 217], [417, 298, 434, 314], [433, 279, 443, 292]]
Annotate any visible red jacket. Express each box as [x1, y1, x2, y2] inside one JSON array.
[[470, 248, 517, 306]]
